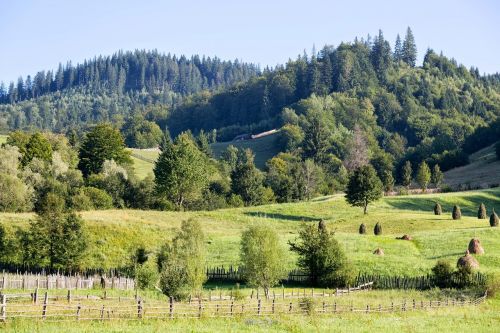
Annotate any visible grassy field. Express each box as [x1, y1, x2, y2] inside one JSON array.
[[444, 143, 500, 189], [1, 188, 499, 275], [1, 288, 498, 332]]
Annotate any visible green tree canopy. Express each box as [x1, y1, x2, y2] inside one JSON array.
[[345, 165, 383, 214], [289, 221, 353, 287], [240, 225, 285, 297], [416, 161, 431, 191], [154, 133, 209, 209], [78, 123, 131, 177], [158, 219, 206, 300]]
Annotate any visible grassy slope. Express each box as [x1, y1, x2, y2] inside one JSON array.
[[444, 143, 500, 189], [211, 133, 281, 169], [128, 133, 281, 179], [1, 188, 499, 276]]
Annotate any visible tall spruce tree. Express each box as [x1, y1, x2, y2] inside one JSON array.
[[394, 34, 403, 62], [402, 27, 417, 67]]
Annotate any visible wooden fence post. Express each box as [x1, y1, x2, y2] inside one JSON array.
[[76, 304, 81, 321], [272, 299, 276, 314], [257, 299, 261, 315], [67, 290, 72, 303], [334, 302, 337, 313], [1, 294, 6, 322], [137, 299, 143, 319], [2, 274, 6, 290], [289, 302, 293, 313], [42, 292, 48, 319], [322, 301, 326, 313], [169, 297, 174, 319], [230, 301, 234, 316], [33, 288, 39, 304], [366, 305, 370, 314], [198, 299, 202, 318], [100, 305, 105, 320]]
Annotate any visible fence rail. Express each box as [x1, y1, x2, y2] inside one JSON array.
[[0, 291, 487, 322], [0, 273, 135, 291]]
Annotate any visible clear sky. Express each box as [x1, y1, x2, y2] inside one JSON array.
[[1, 0, 499, 83]]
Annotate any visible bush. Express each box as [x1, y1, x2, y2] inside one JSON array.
[[434, 203, 442, 215], [359, 223, 366, 234], [70, 191, 94, 211], [452, 205, 461, 220], [135, 263, 158, 290], [158, 220, 206, 300], [227, 194, 244, 207], [82, 186, 113, 209], [478, 203, 487, 219], [490, 210, 499, 227], [486, 275, 500, 298], [374, 222, 382, 235], [431, 260, 454, 288], [299, 297, 316, 315], [290, 222, 354, 288]]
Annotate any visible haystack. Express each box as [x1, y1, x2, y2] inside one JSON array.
[[397, 234, 413, 241], [457, 250, 479, 269], [468, 238, 484, 255], [373, 248, 384, 256]]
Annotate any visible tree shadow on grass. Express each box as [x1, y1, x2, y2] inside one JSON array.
[[244, 212, 321, 222], [428, 252, 465, 260], [384, 192, 500, 214]]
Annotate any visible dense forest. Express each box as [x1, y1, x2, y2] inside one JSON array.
[[0, 50, 259, 132]]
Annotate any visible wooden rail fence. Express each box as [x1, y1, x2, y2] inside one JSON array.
[[0, 291, 487, 322], [0, 273, 135, 291]]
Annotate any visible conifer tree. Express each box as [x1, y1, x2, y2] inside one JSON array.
[[394, 34, 402, 62], [401, 161, 412, 189], [431, 164, 443, 188], [402, 27, 417, 67], [416, 161, 431, 192]]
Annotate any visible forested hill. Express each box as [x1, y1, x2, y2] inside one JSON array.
[[1, 28, 499, 172], [0, 50, 259, 131]]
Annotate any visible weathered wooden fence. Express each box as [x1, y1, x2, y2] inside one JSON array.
[[0, 273, 135, 291], [0, 291, 487, 322], [206, 267, 309, 284]]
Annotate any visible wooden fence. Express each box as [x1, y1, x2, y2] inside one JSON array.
[[0, 290, 487, 322], [0, 273, 135, 291], [207, 267, 310, 283]]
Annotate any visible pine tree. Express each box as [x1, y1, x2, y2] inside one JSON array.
[[402, 27, 417, 67], [394, 34, 403, 62]]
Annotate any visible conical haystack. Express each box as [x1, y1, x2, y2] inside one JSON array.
[[457, 250, 479, 269], [468, 238, 484, 255], [373, 248, 384, 256]]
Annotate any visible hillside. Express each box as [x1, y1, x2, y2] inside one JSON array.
[[2, 188, 499, 275], [129, 132, 281, 179], [444, 143, 500, 189], [211, 132, 281, 169]]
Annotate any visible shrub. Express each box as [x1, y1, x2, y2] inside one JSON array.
[[374, 222, 382, 235], [452, 205, 461, 220], [289, 221, 354, 288], [431, 260, 454, 288], [486, 275, 500, 298], [434, 203, 442, 215], [227, 194, 244, 207], [158, 219, 206, 300], [359, 223, 366, 234], [490, 210, 499, 227], [299, 297, 316, 315], [478, 203, 487, 219], [135, 263, 158, 290], [82, 187, 113, 209], [70, 191, 94, 211]]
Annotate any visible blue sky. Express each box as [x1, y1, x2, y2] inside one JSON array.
[[1, 0, 499, 83]]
